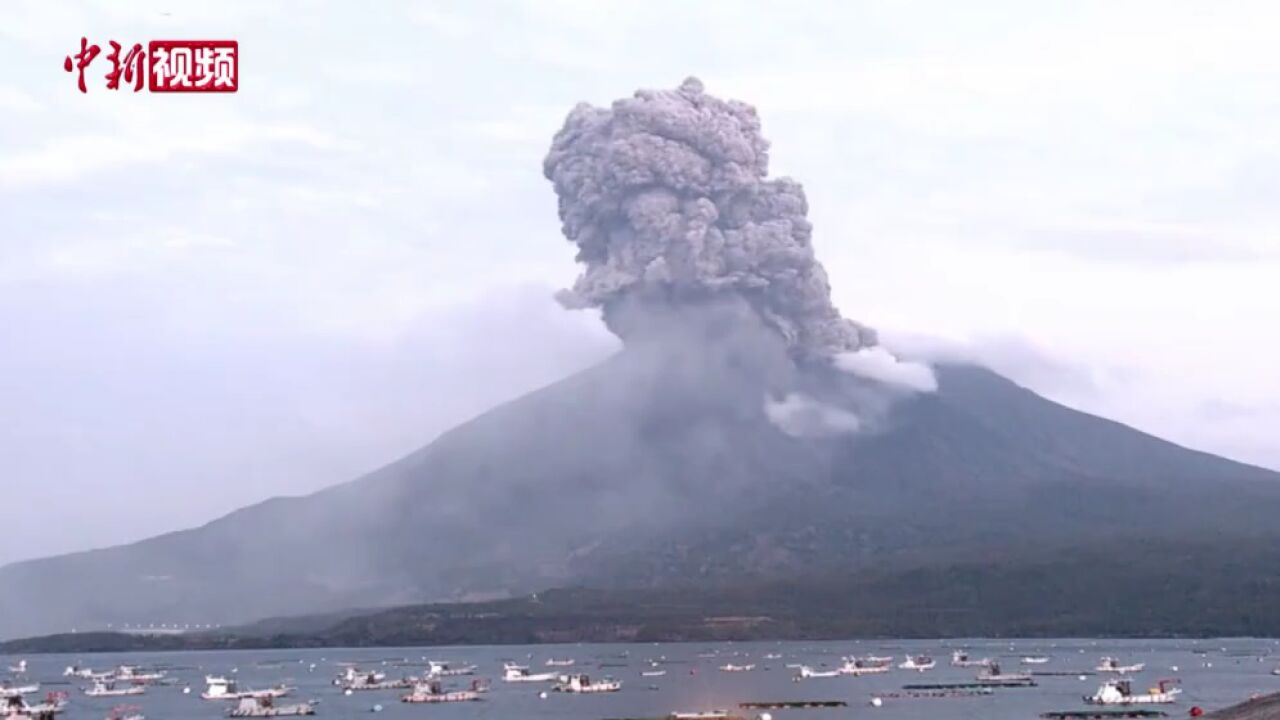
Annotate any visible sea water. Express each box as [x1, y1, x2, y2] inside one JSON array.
[[5, 638, 1278, 720]]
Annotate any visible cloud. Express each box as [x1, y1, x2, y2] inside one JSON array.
[[833, 346, 938, 393]]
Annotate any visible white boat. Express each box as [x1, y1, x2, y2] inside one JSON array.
[[0, 686, 38, 699], [425, 662, 476, 678], [898, 655, 936, 671], [1273, 667, 1280, 676], [227, 697, 315, 717], [552, 674, 621, 694], [670, 713, 742, 720], [865, 655, 894, 663], [501, 664, 557, 683], [84, 683, 144, 698], [400, 680, 479, 703], [976, 663, 1033, 683], [1021, 656, 1051, 665], [951, 650, 992, 667], [112, 668, 165, 684], [2, 693, 66, 720], [201, 677, 293, 701], [838, 658, 891, 676], [333, 667, 411, 691], [718, 664, 754, 673], [797, 666, 840, 679], [762, 653, 782, 660], [63, 667, 104, 680], [5, 664, 25, 676], [640, 670, 667, 677], [1085, 679, 1181, 705], [545, 659, 575, 667], [1096, 657, 1145, 674]]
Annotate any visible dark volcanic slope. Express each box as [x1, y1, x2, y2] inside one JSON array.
[[2, 357, 1278, 639]]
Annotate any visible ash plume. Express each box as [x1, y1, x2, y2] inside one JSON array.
[[544, 78, 935, 438], [544, 77, 877, 361]]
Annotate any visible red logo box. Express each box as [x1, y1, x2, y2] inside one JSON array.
[[148, 40, 238, 92]]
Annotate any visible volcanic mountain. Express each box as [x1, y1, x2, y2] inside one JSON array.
[[2, 336, 1279, 639], [4, 78, 1279, 640]]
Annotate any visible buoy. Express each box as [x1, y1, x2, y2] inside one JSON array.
[[1078, 675, 1087, 681], [871, 697, 883, 707], [182, 687, 191, 695], [759, 714, 772, 720], [371, 705, 382, 713], [538, 691, 548, 699], [344, 689, 353, 696], [1190, 706, 1203, 717], [1171, 665, 1179, 672]]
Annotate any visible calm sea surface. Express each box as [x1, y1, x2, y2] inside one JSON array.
[[5, 638, 1279, 719]]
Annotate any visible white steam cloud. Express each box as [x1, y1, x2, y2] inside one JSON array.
[[834, 346, 939, 393]]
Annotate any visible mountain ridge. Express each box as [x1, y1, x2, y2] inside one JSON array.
[[3, 358, 1279, 640]]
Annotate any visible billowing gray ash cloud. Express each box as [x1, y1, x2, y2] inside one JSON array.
[[544, 77, 934, 434], [544, 77, 877, 360]]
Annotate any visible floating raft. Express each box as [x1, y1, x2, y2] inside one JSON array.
[[904, 682, 1037, 690], [1040, 711, 1168, 719], [880, 688, 995, 698], [739, 700, 847, 709]]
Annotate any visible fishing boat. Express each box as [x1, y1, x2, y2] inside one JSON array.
[[1096, 657, 1146, 674], [105, 705, 144, 720], [1085, 679, 1181, 705], [201, 677, 293, 701], [501, 664, 557, 683], [2, 693, 66, 720], [0, 686, 38, 699], [899, 655, 936, 671], [400, 680, 479, 703], [425, 662, 476, 678], [797, 666, 841, 679], [333, 668, 411, 691], [718, 663, 755, 672], [552, 674, 621, 694], [333, 667, 381, 686], [1022, 656, 1051, 665], [227, 697, 315, 717], [112, 668, 165, 685], [951, 650, 992, 667], [545, 659, 575, 667], [84, 682, 144, 698], [977, 663, 1033, 683], [838, 658, 891, 676]]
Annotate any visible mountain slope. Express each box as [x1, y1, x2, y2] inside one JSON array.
[[2, 356, 1278, 640]]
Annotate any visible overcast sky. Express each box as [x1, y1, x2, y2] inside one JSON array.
[[3, 1, 1279, 565]]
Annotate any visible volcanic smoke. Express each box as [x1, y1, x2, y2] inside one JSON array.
[[544, 78, 934, 433]]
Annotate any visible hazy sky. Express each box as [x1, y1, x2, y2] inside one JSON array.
[[3, 1, 1279, 565]]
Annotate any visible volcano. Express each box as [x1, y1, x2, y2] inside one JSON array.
[[4, 79, 1279, 640], [2, 344, 1279, 639]]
